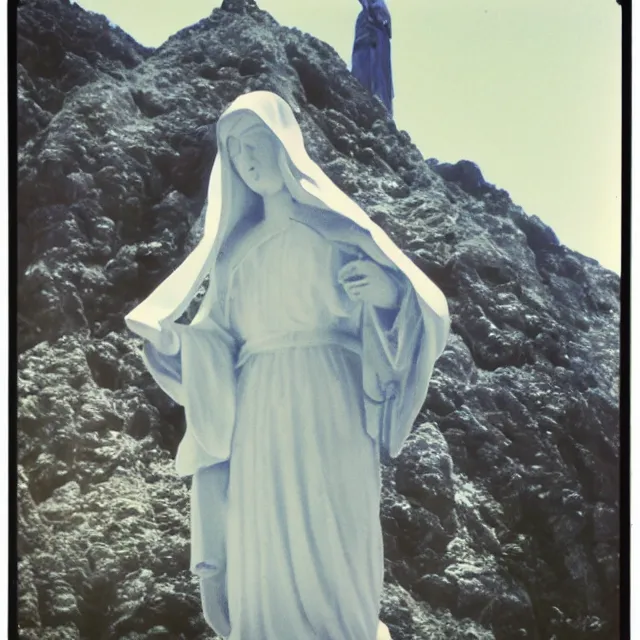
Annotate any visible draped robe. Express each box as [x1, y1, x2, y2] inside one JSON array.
[[143, 211, 442, 638]]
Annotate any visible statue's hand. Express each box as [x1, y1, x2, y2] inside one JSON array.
[[338, 259, 400, 310]]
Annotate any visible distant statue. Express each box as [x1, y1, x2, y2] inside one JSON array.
[[351, 0, 394, 114], [125, 91, 449, 639]]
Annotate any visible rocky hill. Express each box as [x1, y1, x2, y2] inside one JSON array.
[[16, 0, 620, 638]]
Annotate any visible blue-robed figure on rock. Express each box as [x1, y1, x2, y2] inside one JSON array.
[[351, 0, 394, 114], [125, 91, 448, 639]]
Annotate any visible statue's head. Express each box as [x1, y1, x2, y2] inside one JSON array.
[[225, 115, 285, 197]]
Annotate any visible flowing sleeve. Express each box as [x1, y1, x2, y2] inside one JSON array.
[[360, 267, 448, 458], [142, 329, 183, 404], [141, 289, 239, 477]]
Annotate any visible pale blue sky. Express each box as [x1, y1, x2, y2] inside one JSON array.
[[73, 0, 621, 273]]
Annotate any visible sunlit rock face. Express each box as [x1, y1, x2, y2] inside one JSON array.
[[17, 0, 619, 639]]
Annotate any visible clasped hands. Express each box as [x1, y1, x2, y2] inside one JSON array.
[[338, 259, 400, 310]]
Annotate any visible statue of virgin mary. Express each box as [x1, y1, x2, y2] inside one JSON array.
[[125, 91, 449, 639], [352, 0, 394, 114]]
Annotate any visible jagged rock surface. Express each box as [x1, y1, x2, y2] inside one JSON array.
[[17, 1, 620, 639], [426, 159, 494, 199]]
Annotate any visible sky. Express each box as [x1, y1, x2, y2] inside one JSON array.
[[72, 0, 622, 273]]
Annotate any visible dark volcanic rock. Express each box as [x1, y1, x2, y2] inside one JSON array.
[[17, 0, 619, 639], [427, 158, 494, 198], [17, 0, 152, 146]]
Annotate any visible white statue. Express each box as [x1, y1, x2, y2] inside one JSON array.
[[125, 91, 449, 639]]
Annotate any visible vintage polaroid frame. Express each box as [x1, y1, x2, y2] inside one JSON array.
[[12, 0, 627, 638]]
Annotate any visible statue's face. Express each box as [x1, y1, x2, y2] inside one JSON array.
[[227, 125, 285, 197]]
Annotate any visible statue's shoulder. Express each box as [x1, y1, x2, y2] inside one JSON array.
[[292, 205, 371, 263], [290, 213, 332, 250]]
